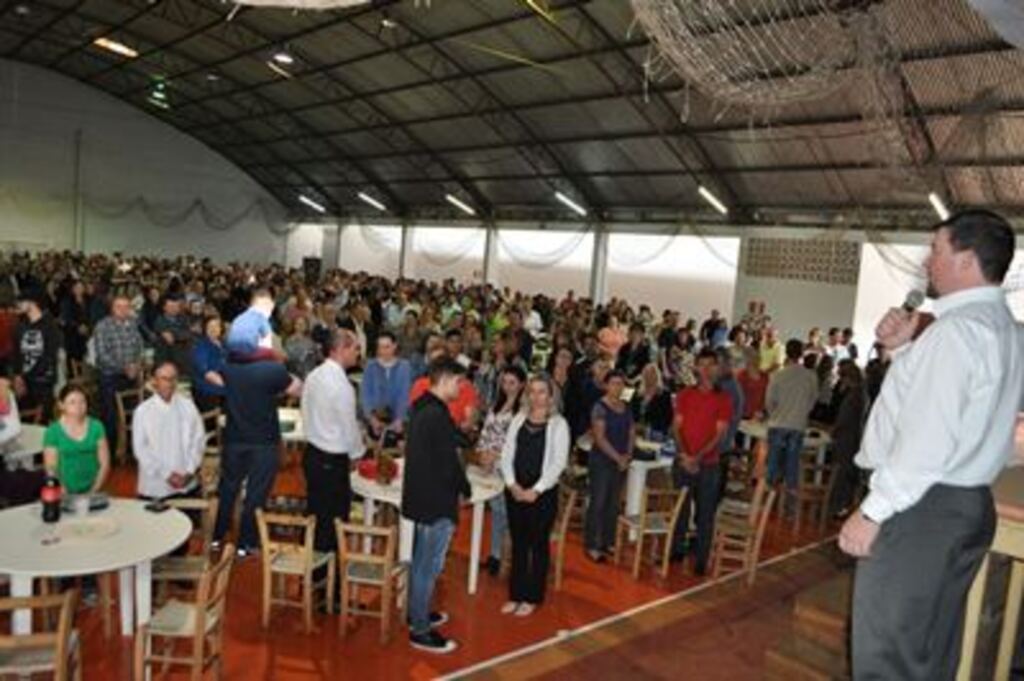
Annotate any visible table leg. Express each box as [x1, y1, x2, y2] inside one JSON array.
[[625, 466, 648, 541], [956, 552, 989, 680], [399, 517, 414, 564], [11, 575, 33, 635], [995, 558, 1024, 680], [134, 561, 152, 636], [118, 566, 135, 637], [468, 502, 484, 595], [813, 443, 827, 485]]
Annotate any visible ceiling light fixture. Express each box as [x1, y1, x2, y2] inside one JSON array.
[[266, 60, 294, 79], [93, 36, 139, 59], [146, 96, 170, 110], [445, 193, 476, 216], [299, 194, 326, 214], [272, 50, 294, 65], [206, 72, 220, 82], [554, 190, 587, 218], [358, 191, 387, 212], [13, 4, 31, 16], [698, 185, 728, 215], [928, 192, 950, 220], [150, 89, 166, 100], [381, 17, 398, 29]]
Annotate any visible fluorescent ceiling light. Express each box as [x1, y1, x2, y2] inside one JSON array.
[[299, 194, 326, 214], [146, 96, 170, 110], [445, 193, 476, 216], [554, 190, 587, 217], [358, 191, 387, 212], [381, 17, 398, 29], [272, 51, 294, 65], [928, 192, 950, 220], [150, 89, 166, 100], [698, 185, 728, 215], [266, 60, 294, 79], [93, 37, 138, 59]]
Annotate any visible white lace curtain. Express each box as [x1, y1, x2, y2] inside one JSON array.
[[412, 227, 484, 268], [497, 229, 591, 270]]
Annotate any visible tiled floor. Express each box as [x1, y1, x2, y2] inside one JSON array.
[[68, 460, 834, 679]]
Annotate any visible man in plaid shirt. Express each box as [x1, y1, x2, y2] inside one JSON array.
[[93, 293, 144, 458]]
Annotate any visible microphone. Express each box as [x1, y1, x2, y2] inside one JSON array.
[[902, 290, 925, 313]]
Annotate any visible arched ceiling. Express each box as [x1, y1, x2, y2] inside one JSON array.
[[2, 0, 1022, 225]]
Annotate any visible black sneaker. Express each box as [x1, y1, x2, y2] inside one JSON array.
[[236, 546, 259, 559], [409, 630, 458, 654], [484, 556, 501, 576], [407, 611, 449, 628]]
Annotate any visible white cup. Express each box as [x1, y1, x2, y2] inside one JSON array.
[[74, 495, 90, 516]]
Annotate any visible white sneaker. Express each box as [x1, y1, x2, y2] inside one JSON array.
[[514, 603, 536, 617], [501, 601, 519, 615]]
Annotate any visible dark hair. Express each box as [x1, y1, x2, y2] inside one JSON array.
[[153, 359, 179, 376], [842, 327, 854, 337], [492, 365, 527, 414], [445, 328, 463, 341], [935, 209, 1016, 284], [803, 353, 818, 370], [377, 330, 396, 344], [427, 357, 465, 385], [58, 383, 88, 403], [605, 369, 628, 383], [827, 327, 839, 336], [629, 322, 645, 334], [695, 347, 718, 363], [785, 339, 804, 361]]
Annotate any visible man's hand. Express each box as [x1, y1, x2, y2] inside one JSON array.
[[519, 488, 538, 504], [160, 331, 175, 346], [839, 510, 880, 557], [680, 455, 699, 475], [167, 472, 184, 489], [617, 454, 631, 472], [875, 308, 922, 351]]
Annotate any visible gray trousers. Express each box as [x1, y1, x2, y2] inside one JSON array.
[[852, 483, 995, 681]]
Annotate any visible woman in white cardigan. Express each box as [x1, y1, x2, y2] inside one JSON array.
[[499, 374, 569, 617]]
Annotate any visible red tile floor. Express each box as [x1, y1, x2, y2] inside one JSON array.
[[70, 460, 831, 680]]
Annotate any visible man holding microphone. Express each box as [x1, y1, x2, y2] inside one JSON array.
[[840, 210, 1024, 680]]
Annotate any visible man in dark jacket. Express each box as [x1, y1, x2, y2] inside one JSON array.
[[402, 358, 470, 654], [13, 289, 62, 421]]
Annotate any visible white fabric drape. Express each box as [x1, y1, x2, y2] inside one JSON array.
[[497, 229, 590, 270]]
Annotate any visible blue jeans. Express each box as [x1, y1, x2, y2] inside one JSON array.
[[766, 428, 805, 490], [409, 518, 455, 636], [489, 494, 507, 561], [672, 462, 721, 571]]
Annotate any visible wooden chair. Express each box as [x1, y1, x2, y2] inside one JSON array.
[[0, 589, 81, 681], [114, 385, 145, 463], [200, 408, 222, 459], [255, 510, 335, 634], [152, 498, 220, 594], [550, 484, 578, 590], [334, 521, 408, 644], [39, 575, 114, 639], [711, 479, 778, 586], [785, 453, 837, 535], [133, 544, 235, 681], [613, 486, 688, 579]]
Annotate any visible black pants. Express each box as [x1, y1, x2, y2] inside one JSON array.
[[192, 391, 222, 416], [506, 488, 557, 604], [852, 484, 995, 681], [99, 372, 134, 458], [22, 382, 55, 422], [584, 457, 623, 552], [213, 443, 280, 550], [672, 461, 721, 572], [302, 444, 351, 552]]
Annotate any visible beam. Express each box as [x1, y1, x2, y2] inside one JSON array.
[[3, 0, 85, 59]]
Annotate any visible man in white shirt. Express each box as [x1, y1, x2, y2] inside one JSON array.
[[839, 210, 1024, 680], [132, 360, 205, 500], [301, 328, 366, 552]]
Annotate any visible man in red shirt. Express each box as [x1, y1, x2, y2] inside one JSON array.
[[671, 348, 732, 575]]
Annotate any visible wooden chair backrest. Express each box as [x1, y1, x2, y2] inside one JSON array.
[[256, 510, 316, 574], [115, 386, 145, 423], [553, 484, 578, 540], [200, 408, 222, 454], [192, 545, 234, 643], [166, 497, 219, 554], [335, 521, 397, 578], [0, 589, 77, 680]]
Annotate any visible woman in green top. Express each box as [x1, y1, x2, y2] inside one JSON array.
[[43, 384, 110, 495]]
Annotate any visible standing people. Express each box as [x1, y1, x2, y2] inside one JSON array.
[[403, 359, 471, 654], [93, 293, 145, 458], [584, 370, 634, 562], [301, 329, 365, 552], [840, 210, 1023, 680], [13, 290, 62, 421], [213, 356, 302, 557], [43, 385, 110, 495], [828, 360, 866, 518], [671, 349, 732, 574], [499, 374, 569, 616], [764, 339, 819, 496], [132, 361, 205, 501]]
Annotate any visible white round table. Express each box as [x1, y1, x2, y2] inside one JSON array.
[[0, 498, 192, 636], [739, 419, 832, 482], [350, 461, 503, 595], [1, 424, 45, 471]]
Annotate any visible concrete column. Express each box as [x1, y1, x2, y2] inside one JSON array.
[[398, 221, 411, 279], [481, 221, 499, 285], [589, 224, 609, 303]]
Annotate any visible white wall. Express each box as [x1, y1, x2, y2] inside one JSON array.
[[338, 223, 402, 278], [0, 58, 289, 262], [606, 233, 740, 319], [494, 229, 594, 298], [406, 225, 485, 284]]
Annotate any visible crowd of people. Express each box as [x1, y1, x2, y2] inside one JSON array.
[[0, 249, 875, 654]]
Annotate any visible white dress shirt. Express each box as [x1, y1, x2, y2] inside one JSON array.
[[301, 358, 366, 459], [856, 286, 1024, 524], [132, 392, 205, 498]]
